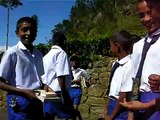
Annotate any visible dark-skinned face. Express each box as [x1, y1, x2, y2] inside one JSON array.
[[16, 22, 37, 47], [146, 0, 160, 26], [110, 40, 119, 57], [137, 1, 160, 34]]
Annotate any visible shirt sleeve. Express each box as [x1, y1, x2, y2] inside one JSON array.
[[120, 62, 134, 92], [55, 51, 70, 77], [0, 50, 17, 82], [81, 69, 90, 81]]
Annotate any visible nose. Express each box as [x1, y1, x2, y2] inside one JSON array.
[[144, 14, 152, 21], [26, 30, 31, 35]]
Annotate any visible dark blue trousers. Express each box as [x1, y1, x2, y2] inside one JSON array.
[[134, 92, 160, 120], [7, 94, 44, 120], [43, 92, 72, 120], [107, 98, 128, 120]]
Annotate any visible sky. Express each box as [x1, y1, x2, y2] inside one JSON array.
[[0, 0, 76, 50]]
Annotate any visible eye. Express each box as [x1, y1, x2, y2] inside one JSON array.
[[21, 27, 29, 32], [138, 12, 145, 18]]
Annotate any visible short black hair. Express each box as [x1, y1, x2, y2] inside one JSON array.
[[110, 30, 134, 53], [70, 55, 79, 62], [70, 55, 80, 67], [146, 0, 160, 7], [51, 32, 67, 51], [16, 16, 38, 32]]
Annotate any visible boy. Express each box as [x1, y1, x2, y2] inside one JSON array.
[[121, 0, 160, 114], [69, 55, 90, 120], [0, 16, 45, 120], [42, 32, 74, 120], [121, 0, 160, 119], [106, 30, 134, 120]]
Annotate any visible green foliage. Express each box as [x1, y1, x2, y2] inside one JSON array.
[[0, 0, 22, 9], [34, 43, 50, 56], [67, 36, 111, 68], [47, 0, 145, 68]]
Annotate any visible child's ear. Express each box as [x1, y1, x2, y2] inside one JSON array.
[[15, 31, 19, 37], [118, 47, 121, 53], [116, 43, 121, 53]]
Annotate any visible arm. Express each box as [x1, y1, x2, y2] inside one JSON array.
[[71, 79, 81, 83], [58, 76, 73, 106], [108, 92, 127, 119], [120, 98, 156, 111], [0, 77, 37, 99]]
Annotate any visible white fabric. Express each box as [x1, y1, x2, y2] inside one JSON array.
[[71, 68, 90, 87], [42, 45, 71, 92], [0, 41, 44, 90], [132, 28, 160, 92], [109, 55, 133, 99]]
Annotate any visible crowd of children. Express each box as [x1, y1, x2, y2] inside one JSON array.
[[1, 0, 160, 120]]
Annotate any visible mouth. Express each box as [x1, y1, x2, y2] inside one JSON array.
[[145, 22, 155, 30]]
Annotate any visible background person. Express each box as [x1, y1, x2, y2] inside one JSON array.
[[42, 32, 74, 120], [69, 55, 90, 120]]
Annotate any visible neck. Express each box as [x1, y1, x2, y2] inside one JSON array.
[[26, 44, 34, 53], [148, 28, 160, 36], [118, 52, 128, 60]]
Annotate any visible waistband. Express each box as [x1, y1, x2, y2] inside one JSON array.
[[140, 92, 160, 102], [109, 96, 117, 101]]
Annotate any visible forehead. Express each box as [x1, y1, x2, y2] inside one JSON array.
[[137, 1, 150, 12], [17, 22, 34, 28]]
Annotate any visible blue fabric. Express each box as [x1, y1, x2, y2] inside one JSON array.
[[7, 94, 44, 120], [134, 92, 160, 120], [107, 99, 128, 120], [43, 92, 72, 119], [69, 87, 82, 106]]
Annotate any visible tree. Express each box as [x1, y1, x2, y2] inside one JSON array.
[[0, 0, 22, 50]]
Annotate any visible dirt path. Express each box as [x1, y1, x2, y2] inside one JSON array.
[[0, 109, 8, 120]]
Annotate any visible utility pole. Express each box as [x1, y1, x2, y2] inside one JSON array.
[[6, 2, 10, 50]]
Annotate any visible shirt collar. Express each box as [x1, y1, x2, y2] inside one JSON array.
[[51, 45, 62, 50], [17, 41, 28, 50], [117, 54, 131, 66], [17, 41, 35, 53]]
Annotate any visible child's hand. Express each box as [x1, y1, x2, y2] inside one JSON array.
[[148, 74, 160, 91], [23, 89, 37, 99], [120, 98, 146, 110], [43, 84, 55, 92]]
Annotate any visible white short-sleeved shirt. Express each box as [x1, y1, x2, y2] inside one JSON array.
[[42, 45, 71, 92], [71, 68, 90, 88], [132, 28, 160, 92], [109, 55, 133, 99], [0, 41, 44, 90]]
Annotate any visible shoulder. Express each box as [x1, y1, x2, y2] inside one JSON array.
[[1, 46, 17, 63], [3, 45, 17, 57], [79, 68, 90, 76], [79, 68, 86, 73], [51, 45, 67, 55], [134, 37, 145, 47]]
